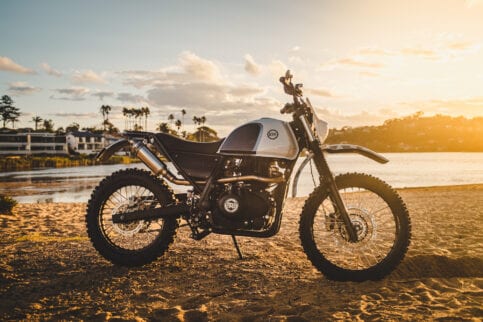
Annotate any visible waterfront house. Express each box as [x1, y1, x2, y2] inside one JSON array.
[[0, 130, 68, 155], [66, 131, 107, 155]]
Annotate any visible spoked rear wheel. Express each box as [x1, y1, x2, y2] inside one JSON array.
[[300, 173, 411, 281], [86, 169, 178, 266]]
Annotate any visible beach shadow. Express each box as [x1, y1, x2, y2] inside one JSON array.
[[392, 254, 483, 279]]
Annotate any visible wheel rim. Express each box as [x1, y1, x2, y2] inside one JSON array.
[[313, 186, 398, 270], [99, 184, 165, 251]]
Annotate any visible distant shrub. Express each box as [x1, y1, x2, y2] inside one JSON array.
[[0, 195, 17, 214]]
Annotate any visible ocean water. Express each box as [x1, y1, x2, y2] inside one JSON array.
[[1, 153, 482, 203]]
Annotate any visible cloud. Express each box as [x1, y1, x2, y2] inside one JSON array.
[[305, 87, 336, 98], [314, 106, 397, 129], [118, 51, 287, 134], [359, 71, 380, 78], [7, 81, 41, 95], [398, 97, 483, 117], [268, 60, 288, 77], [117, 92, 148, 104], [358, 47, 395, 56], [91, 91, 114, 100], [51, 87, 90, 101], [72, 70, 106, 84], [40, 62, 62, 77], [244, 54, 262, 76], [0, 56, 35, 74], [291, 46, 301, 52], [322, 57, 385, 70], [466, 0, 483, 7], [400, 47, 438, 60], [178, 51, 222, 82], [49, 112, 99, 119]]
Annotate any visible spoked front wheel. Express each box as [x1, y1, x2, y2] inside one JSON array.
[[86, 169, 178, 266], [300, 173, 411, 281]]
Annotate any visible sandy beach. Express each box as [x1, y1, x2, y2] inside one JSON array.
[[0, 184, 482, 321]]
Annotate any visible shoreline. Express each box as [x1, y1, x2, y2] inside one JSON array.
[[3, 182, 483, 204], [1, 183, 481, 320]]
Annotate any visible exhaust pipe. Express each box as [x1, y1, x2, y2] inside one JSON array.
[[132, 141, 168, 176], [131, 141, 192, 185]]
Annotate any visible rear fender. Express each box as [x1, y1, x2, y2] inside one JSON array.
[[96, 138, 129, 162]]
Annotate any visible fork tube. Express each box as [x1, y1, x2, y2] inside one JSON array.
[[311, 143, 358, 242]]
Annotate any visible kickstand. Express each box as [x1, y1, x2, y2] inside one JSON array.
[[231, 235, 243, 260]]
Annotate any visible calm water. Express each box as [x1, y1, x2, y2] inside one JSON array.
[[1, 153, 482, 203]]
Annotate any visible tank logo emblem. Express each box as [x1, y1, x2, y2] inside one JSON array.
[[267, 129, 279, 140]]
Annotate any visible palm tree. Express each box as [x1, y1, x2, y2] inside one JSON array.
[[175, 119, 182, 134], [31, 116, 43, 131], [133, 108, 143, 130], [168, 113, 175, 125], [100, 105, 112, 131], [43, 119, 54, 132], [157, 122, 171, 133], [142, 106, 150, 130], [200, 116, 206, 142], [122, 107, 130, 130]]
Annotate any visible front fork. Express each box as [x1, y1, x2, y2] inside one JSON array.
[[311, 143, 358, 242]]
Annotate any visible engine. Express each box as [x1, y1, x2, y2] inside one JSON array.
[[210, 157, 286, 231]]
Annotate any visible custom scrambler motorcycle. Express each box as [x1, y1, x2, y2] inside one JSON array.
[[87, 71, 411, 281]]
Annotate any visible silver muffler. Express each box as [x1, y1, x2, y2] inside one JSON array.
[[131, 141, 168, 176]]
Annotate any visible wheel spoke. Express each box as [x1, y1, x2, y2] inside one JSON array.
[[310, 181, 400, 272]]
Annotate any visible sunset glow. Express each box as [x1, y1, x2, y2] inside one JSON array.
[[1, 0, 482, 135]]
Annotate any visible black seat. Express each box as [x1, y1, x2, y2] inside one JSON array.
[[155, 133, 224, 155], [155, 133, 225, 180]]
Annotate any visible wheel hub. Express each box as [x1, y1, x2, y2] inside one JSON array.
[[332, 207, 373, 243], [111, 199, 149, 237]]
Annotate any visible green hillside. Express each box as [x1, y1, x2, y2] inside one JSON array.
[[325, 113, 483, 152]]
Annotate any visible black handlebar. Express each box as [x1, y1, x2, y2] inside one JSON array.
[[279, 70, 303, 97], [279, 70, 304, 114]]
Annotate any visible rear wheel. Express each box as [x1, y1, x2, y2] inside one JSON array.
[[300, 173, 411, 281], [86, 169, 178, 266]]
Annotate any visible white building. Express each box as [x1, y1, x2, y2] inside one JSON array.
[[66, 131, 107, 155], [0, 131, 68, 155]]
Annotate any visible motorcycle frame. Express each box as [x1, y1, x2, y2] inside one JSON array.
[[99, 72, 388, 242]]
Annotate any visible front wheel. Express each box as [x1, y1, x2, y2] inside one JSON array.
[[300, 173, 411, 281]]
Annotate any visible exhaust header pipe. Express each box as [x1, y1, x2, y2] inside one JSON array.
[[132, 140, 285, 186]]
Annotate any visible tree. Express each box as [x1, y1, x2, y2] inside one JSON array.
[[187, 125, 219, 142], [157, 122, 177, 135], [142, 106, 150, 130], [175, 119, 182, 134], [32, 116, 43, 131], [100, 105, 112, 131], [43, 119, 54, 132], [122, 107, 134, 130], [0, 95, 20, 128], [200, 116, 207, 141], [168, 113, 174, 125], [66, 122, 80, 132]]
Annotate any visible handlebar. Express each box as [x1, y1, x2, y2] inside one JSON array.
[[279, 70, 304, 114]]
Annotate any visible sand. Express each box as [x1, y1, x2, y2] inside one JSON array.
[[0, 185, 482, 321]]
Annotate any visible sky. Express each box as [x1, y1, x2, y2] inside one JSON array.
[[1, 0, 483, 136]]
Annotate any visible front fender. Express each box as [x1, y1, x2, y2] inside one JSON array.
[[322, 144, 388, 164], [96, 138, 129, 162], [291, 145, 388, 197]]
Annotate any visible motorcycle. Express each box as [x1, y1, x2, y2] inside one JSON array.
[[86, 71, 411, 281]]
